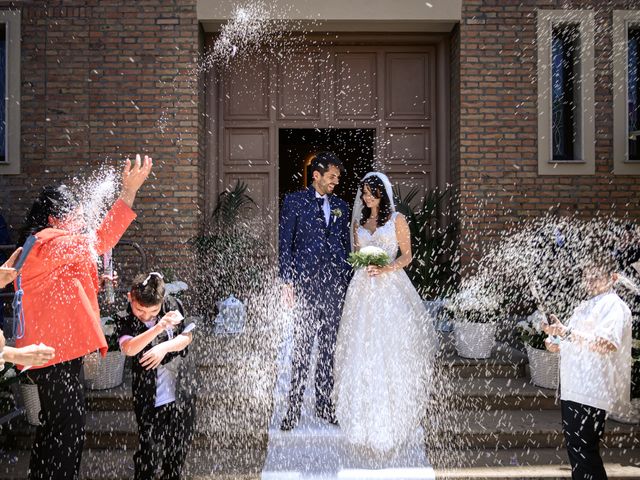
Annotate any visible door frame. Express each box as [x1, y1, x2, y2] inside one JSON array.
[[204, 32, 451, 238]]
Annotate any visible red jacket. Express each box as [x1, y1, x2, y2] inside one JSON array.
[[16, 199, 136, 369]]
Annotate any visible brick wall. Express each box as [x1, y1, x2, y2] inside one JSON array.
[[458, 0, 640, 267], [6, 1, 640, 276], [0, 0, 201, 274]]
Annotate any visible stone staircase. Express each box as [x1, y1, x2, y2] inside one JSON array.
[[431, 340, 640, 479], [0, 329, 638, 479]]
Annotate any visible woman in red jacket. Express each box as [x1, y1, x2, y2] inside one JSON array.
[[17, 155, 152, 480]]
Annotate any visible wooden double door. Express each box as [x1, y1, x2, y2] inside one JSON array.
[[205, 34, 451, 238]]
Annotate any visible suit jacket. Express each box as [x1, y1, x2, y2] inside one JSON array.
[[279, 186, 351, 288]]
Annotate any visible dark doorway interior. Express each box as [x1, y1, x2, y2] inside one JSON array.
[[278, 129, 375, 209]]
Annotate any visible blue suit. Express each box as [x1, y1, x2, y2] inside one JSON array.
[[279, 186, 351, 414]]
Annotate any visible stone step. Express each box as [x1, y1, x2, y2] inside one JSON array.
[[447, 377, 558, 410], [2, 447, 638, 480], [87, 377, 274, 413], [193, 333, 280, 369], [4, 410, 269, 451], [196, 332, 529, 377], [89, 388, 555, 419], [0, 448, 264, 480], [88, 375, 550, 420], [19, 406, 636, 454], [436, 448, 640, 480], [437, 344, 528, 379], [431, 409, 639, 450], [439, 446, 640, 472]]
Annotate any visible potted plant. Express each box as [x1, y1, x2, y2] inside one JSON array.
[[394, 186, 457, 301], [190, 181, 274, 326], [446, 285, 499, 359], [516, 310, 559, 389], [0, 365, 33, 426], [83, 317, 126, 390]]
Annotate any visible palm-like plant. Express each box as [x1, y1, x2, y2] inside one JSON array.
[[208, 181, 256, 232], [190, 181, 271, 318], [393, 186, 457, 299]]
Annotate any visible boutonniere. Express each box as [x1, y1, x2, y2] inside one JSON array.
[[331, 208, 342, 221]]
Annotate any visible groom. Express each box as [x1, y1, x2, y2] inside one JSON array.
[[279, 151, 351, 430]]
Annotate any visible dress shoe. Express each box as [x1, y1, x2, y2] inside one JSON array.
[[280, 407, 301, 431], [316, 407, 339, 426]]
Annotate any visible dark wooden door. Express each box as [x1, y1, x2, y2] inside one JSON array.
[[206, 34, 450, 238]]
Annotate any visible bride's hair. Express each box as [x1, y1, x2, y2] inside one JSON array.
[[359, 175, 393, 228]]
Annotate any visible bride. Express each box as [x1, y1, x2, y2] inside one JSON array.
[[333, 172, 438, 453]]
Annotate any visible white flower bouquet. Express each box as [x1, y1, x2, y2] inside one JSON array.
[[516, 310, 547, 350], [348, 246, 390, 269], [445, 282, 501, 323]]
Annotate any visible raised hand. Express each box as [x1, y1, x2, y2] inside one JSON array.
[[119, 154, 153, 207], [100, 271, 119, 290], [0, 248, 21, 288], [541, 314, 566, 337], [157, 310, 183, 330]]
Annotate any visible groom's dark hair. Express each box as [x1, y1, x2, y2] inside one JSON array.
[[310, 151, 345, 176]]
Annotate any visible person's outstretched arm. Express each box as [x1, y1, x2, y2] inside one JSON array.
[[0, 248, 21, 288], [94, 155, 152, 255], [3, 344, 56, 367]]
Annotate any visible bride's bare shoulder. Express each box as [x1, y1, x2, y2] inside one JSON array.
[[393, 212, 409, 228]]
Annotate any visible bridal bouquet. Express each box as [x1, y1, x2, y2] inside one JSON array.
[[348, 246, 390, 269]]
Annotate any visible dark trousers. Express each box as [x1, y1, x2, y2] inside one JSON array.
[[561, 400, 608, 480], [134, 399, 195, 480], [287, 279, 346, 415], [27, 358, 85, 480]]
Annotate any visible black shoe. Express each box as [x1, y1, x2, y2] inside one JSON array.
[[280, 408, 301, 431], [316, 407, 339, 426]]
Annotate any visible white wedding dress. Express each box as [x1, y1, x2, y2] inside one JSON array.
[[333, 212, 438, 453]]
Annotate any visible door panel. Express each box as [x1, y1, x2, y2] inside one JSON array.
[[385, 52, 431, 120], [223, 55, 270, 120], [334, 52, 378, 120], [277, 51, 323, 121], [208, 39, 446, 240], [224, 128, 271, 168]]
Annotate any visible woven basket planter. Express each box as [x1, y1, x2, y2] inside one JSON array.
[[526, 344, 559, 389], [18, 383, 41, 426], [454, 321, 496, 359], [83, 351, 126, 390]]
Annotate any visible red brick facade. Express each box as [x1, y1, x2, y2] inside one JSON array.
[[457, 0, 640, 266], [2, 1, 640, 273], [0, 1, 202, 272]]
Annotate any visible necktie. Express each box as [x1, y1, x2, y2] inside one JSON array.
[[317, 197, 328, 226]]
